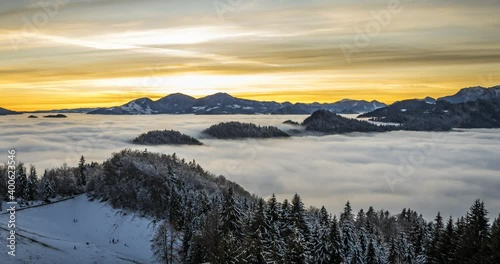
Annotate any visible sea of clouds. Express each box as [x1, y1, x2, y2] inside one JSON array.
[[1, 113, 499, 219]]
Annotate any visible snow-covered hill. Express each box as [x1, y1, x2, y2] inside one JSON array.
[[0, 195, 155, 264]]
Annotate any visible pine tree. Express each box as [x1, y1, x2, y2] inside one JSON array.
[[168, 187, 183, 226], [328, 216, 343, 264], [246, 198, 268, 264], [388, 238, 400, 264], [366, 238, 377, 264], [428, 212, 444, 263], [246, 229, 267, 264], [285, 226, 306, 264], [266, 193, 280, 225], [265, 194, 284, 263], [339, 201, 361, 264], [291, 193, 309, 236], [280, 199, 292, 241], [399, 231, 415, 264], [42, 175, 55, 202], [25, 165, 39, 201], [491, 215, 500, 263], [220, 188, 243, 237], [456, 199, 491, 264], [218, 188, 244, 263], [15, 163, 28, 204], [454, 216, 466, 264], [356, 209, 367, 229], [77, 155, 86, 187], [437, 216, 456, 264], [312, 207, 332, 264]]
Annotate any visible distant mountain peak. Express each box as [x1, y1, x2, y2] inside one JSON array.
[[438, 85, 500, 104], [0, 107, 22, 116], [130, 97, 153, 103], [208, 92, 234, 99], [157, 93, 195, 101]]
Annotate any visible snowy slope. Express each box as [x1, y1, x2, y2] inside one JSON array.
[[438, 85, 500, 103], [0, 195, 155, 264]]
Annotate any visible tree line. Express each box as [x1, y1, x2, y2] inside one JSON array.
[[1, 150, 499, 263]]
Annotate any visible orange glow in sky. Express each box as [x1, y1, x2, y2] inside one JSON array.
[[0, 0, 499, 111]]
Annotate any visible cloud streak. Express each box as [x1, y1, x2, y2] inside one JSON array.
[[1, 0, 499, 110]]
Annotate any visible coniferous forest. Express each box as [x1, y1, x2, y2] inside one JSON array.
[[1, 150, 499, 264]]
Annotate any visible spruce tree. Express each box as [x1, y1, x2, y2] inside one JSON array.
[[339, 201, 361, 263], [437, 216, 456, 264], [428, 212, 444, 263], [15, 163, 27, 204], [25, 165, 39, 201], [491, 215, 500, 263], [291, 193, 309, 236], [246, 198, 268, 264], [328, 216, 343, 264], [266, 193, 280, 225], [366, 238, 377, 264], [42, 176, 55, 201], [312, 207, 332, 264], [457, 199, 491, 263], [285, 227, 306, 264], [218, 188, 244, 263], [77, 155, 86, 187], [388, 238, 400, 264], [399, 231, 415, 264]]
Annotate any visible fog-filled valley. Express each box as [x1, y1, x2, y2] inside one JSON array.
[[1, 113, 499, 219]]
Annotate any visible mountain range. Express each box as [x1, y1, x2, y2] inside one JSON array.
[[1, 85, 499, 116], [87, 92, 386, 115]]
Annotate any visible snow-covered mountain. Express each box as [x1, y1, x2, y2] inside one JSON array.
[[438, 85, 500, 103], [424, 96, 436, 104], [87, 93, 385, 115], [323, 99, 386, 113], [0, 195, 155, 263], [155, 93, 197, 113], [28, 108, 98, 114], [187, 92, 284, 114], [0, 107, 21, 115]]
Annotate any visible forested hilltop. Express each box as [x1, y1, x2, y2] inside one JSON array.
[[203, 121, 290, 139], [359, 98, 500, 129], [1, 151, 499, 263], [132, 130, 203, 145]]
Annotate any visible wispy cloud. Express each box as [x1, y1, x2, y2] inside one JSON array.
[[0, 0, 499, 110]]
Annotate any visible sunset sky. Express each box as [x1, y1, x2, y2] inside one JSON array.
[[1, 0, 499, 111]]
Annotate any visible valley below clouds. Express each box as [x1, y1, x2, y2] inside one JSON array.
[[1, 114, 499, 219]]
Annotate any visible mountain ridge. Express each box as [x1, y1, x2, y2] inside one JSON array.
[[86, 93, 386, 115], [0, 107, 22, 116], [438, 85, 500, 103], [3, 85, 499, 115]]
